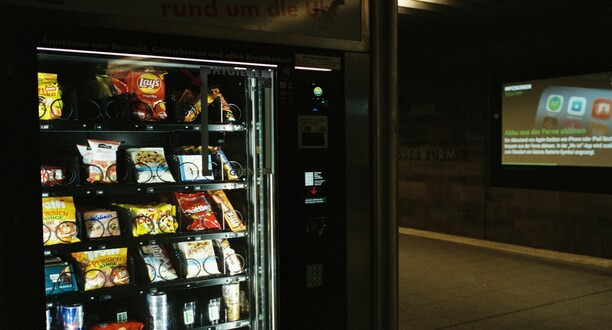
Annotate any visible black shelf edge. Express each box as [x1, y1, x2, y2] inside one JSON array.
[[196, 319, 250, 330], [39, 121, 246, 133], [45, 275, 249, 307], [44, 231, 248, 256], [41, 181, 247, 197]]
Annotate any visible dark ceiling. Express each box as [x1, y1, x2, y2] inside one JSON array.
[[398, 0, 612, 48]]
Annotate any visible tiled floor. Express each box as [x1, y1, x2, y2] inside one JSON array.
[[399, 232, 612, 329]]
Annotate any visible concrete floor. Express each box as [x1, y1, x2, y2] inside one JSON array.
[[399, 230, 612, 329]]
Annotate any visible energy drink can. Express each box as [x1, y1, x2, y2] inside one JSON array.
[[61, 304, 83, 330], [46, 309, 51, 330]]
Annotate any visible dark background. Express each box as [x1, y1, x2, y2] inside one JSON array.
[[397, 0, 612, 258]]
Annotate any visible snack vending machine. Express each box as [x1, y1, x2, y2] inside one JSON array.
[[35, 40, 276, 329]]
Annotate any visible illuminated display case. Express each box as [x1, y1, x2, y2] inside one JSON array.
[[38, 47, 276, 330]]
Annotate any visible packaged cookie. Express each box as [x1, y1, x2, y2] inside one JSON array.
[[71, 248, 130, 291], [82, 209, 120, 238], [127, 147, 175, 183], [42, 196, 80, 245]]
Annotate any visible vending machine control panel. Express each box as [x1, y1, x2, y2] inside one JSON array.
[[277, 61, 347, 329]]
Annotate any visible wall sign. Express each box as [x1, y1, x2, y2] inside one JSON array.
[[3, 0, 365, 50]]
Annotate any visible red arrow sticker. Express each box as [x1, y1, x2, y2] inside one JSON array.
[[311, 186, 318, 195]]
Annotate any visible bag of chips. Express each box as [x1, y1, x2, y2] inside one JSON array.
[[127, 147, 175, 183], [42, 196, 80, 246], [44, 258, 78, 295], [112, 69, 167, 121], [139, 244, 178, 282], [207, 190, 246, 232], [77, 139, 121, 183], [175, 241, 220, 278], [71, 248, 130, 291], [38, 72, 62, 120], [90, 321, 144, 330], [113, 203, 177, 237], [175, 192, 221, 231]]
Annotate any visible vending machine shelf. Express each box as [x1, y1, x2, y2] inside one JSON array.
[[41, 181, 247, 197], [196, 319, 250, 330], [45, 274, 249, 307], [39, 121, 246, 133]]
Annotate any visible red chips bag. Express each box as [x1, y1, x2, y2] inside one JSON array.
[[175, 192, 221, 230], [112, 70, 167, 121]]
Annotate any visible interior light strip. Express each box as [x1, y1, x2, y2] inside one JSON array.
[[36, 47, 278, 68], [294, 66, 332, 72]]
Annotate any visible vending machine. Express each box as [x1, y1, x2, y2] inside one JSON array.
[[0, 2, 379, 329], [36, 38, 277, 330]]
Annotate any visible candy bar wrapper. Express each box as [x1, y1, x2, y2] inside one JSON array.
[[207, 190, 246, 232], [219, 239, 243, 275], [209, 147, 239, 180]]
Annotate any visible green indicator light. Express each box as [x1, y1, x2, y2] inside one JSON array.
[[313, 86, 323, 97]]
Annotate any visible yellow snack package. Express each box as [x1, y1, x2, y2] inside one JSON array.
[[207, 190, 246, 232], [114, 203, 177, 237], [38, 72, 63, 120], [42, 196, 80, 245], [72, 248, 130, 291]]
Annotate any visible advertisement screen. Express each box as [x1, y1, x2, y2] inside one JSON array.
[[501, 72, 612, 167]]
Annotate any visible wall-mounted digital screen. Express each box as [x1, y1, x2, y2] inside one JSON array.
[[501, 72, 612, 167]]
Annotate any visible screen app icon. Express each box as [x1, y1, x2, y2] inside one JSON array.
[[546, 95, 563, 112], [592, 98, 612, 119], [567, 96, 587, 115]]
